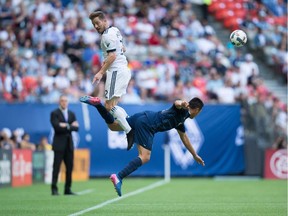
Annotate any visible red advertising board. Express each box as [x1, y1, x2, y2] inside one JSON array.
[[12, 149, 32, 187], [264, 149, 288, 179]]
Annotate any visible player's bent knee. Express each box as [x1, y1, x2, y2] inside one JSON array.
[[108, 122, 122, 131], [139, 154, 150, 164], [138, 145, 151, 164], [105, 97, 120, 111], [104, 101, 113, 111]]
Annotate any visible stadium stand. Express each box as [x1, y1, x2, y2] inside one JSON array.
[[209, 0, 287, 84]]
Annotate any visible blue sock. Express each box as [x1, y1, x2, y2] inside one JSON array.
[[118, 157, 142, 180], [95, 104, 114, 124]]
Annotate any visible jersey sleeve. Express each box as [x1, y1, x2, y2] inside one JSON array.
[[175, 123, 185, 133], [102, 34, 117, 53]]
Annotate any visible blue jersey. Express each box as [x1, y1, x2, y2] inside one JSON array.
[[127, 104, 190, 150], [146, 104, 190, 133]]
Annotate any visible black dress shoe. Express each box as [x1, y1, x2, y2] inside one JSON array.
[[126, 129, 134, 151], [64, 190, 76, 195], [52, 190, 59, 196]]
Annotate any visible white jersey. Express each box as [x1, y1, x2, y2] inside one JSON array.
[[100, 26, 128, 69]]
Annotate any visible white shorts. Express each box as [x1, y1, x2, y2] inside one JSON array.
[[105, 67, 131, 100]]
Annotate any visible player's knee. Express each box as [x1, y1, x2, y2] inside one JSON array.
[[140, 154, 150, 164], [108, 122, 121, 131], [104, 101, 113, 111], [107, 124, 114, 130]]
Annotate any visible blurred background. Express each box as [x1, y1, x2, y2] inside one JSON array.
[[0, 0, 287, 187]]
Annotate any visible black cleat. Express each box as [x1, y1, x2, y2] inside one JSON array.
[[64, 190, 76, 195], [126, 129, 134, 151]]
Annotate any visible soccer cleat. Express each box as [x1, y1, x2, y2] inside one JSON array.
[[110, 174, 122, 196], [126, 129, 134, 151], [79, 95, 101, 106]]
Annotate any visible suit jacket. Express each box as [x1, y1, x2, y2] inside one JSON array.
[[50, 108, 79, 151]]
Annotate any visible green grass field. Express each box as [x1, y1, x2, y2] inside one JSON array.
[[0, 178, 286, 216]]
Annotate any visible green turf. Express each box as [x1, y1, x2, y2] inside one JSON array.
[[0, 178, 286, 216]]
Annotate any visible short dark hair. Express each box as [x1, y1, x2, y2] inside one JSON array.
[[89, 11, 106, 21], [189, 97, 204, 110]]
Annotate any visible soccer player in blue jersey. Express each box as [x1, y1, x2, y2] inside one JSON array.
[[80, 95, 205, 196]]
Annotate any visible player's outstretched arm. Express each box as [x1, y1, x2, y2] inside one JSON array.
[[174, 100, 189, 109], [176, 129, 205, 166]]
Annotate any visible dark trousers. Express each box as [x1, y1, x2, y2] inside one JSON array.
[[51, 148, 74, 192]]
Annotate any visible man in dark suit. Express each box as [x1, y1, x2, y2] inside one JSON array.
[[50, 95, 79, 195]]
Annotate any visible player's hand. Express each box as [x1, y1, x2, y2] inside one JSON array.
[[181, 101, 189, 109], [92, 72, 103, 84], [193, 155, 205, 166]]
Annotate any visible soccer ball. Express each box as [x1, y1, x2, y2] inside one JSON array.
[[230, 30, 247, 47]]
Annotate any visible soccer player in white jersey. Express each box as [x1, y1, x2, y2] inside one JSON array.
[[87, 11, 134, 150]]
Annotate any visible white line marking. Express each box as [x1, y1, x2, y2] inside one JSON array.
[[76, 189, 94, 195], [68, 180, 169, 216]]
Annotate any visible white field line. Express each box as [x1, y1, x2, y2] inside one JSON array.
[[76, 189, 95, 195], [68, 179, 169, 216]]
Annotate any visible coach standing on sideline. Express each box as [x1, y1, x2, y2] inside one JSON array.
[[50, 95, 79, 196]]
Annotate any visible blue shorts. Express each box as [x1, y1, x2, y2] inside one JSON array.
[[127, 112, 155, 151]]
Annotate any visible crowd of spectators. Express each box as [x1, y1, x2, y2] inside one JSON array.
[[242, 92, 287, 149], [0, 127, 52, 150], [0, 0, 286, 149], [239, 0, 287, 83], [207, 0, 287, 83]]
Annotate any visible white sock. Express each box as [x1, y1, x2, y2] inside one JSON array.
[[114, 106, 129, 118], [110, 106, 131, 133]]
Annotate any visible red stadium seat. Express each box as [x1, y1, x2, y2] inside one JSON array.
[[223, 17, 241, 30], [215, 9, 234, 21], [233, 9, 246, 19], [274, 16, 287, 26], [208, 2, 226, 14], [225, 2, 235, 10]]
